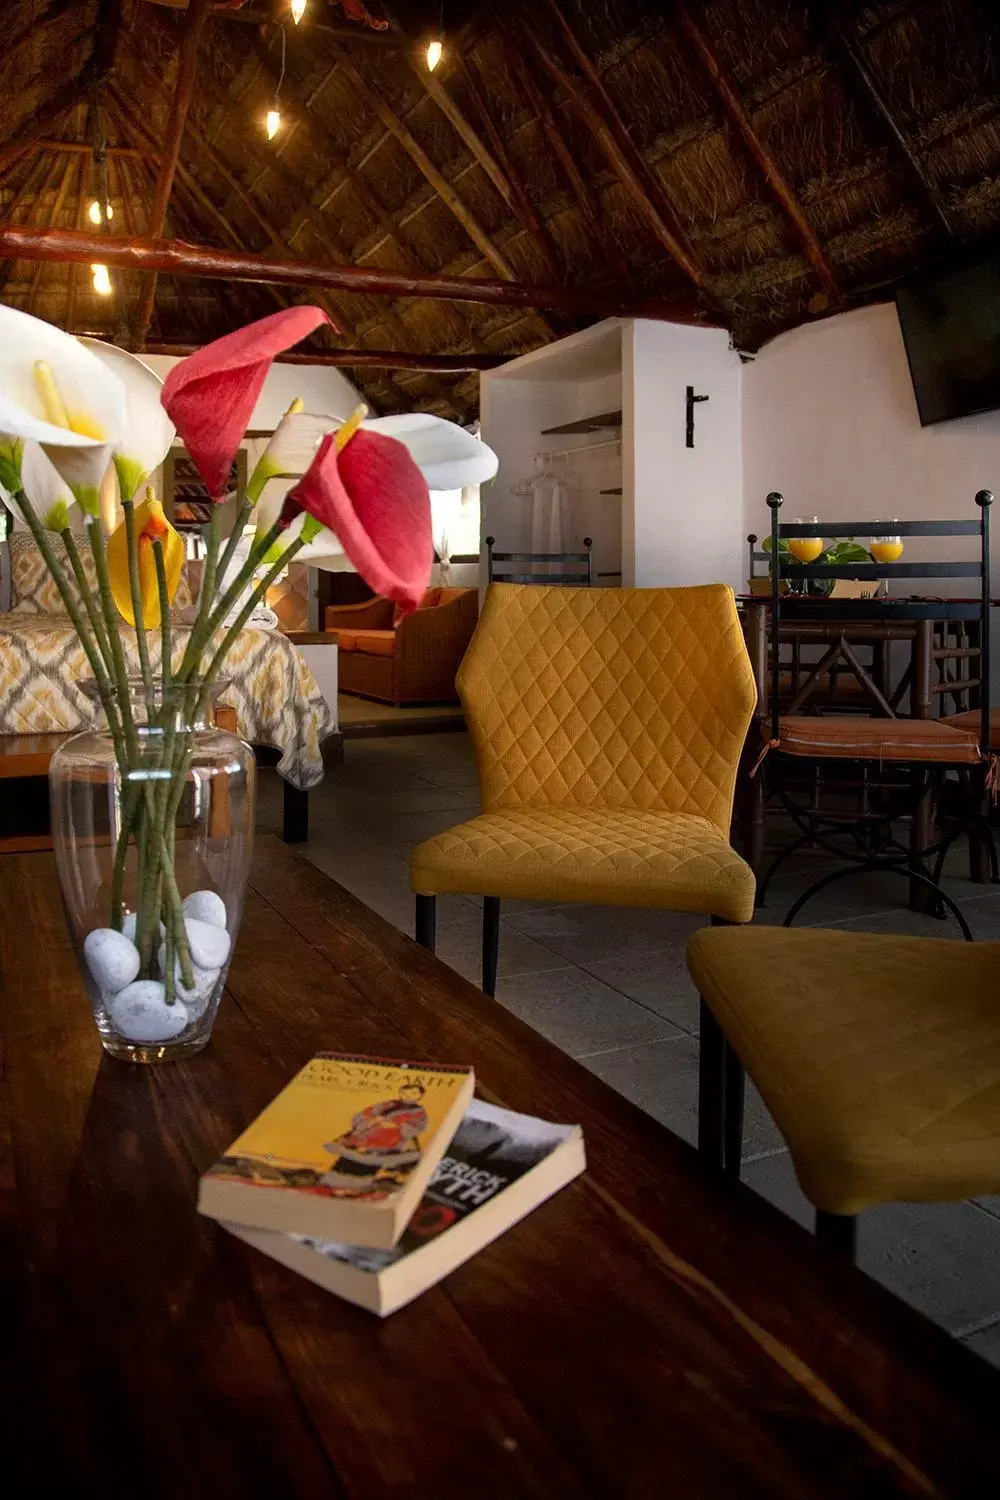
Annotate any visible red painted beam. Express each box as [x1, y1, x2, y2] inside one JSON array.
[[125, 340, 508, 372], [0, 223, 716, 324]]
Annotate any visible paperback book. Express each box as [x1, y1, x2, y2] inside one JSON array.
[[198, 1052, 474, 1248], [226, 1099, 585, 1316]]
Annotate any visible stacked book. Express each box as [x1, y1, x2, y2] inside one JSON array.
[[198, 1052, 586, 1316]]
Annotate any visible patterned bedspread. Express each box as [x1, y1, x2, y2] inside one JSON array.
[[0, 613, 336, 790]]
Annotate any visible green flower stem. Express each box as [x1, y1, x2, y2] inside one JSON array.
[[174, 506, 223, 684], [122, 499, 154, 713], [152, 538, 172, 686], [198, 534, 307, 709], [14, 497, 121, 742], [211, 494, 253, 607], [190, 519, 287, 658], [60, 528, 118, 705], [163, 910, 176, 1006], [86, 515, 137, 754]]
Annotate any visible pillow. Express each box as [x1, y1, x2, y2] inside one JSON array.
[[9, 534, 197, 618], [9, 532, 94, 615]]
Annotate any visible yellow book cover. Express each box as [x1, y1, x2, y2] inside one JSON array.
[[198, 1053, 475, 1249]]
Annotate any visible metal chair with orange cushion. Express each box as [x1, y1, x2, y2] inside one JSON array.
[[757, 492, 993, 935]]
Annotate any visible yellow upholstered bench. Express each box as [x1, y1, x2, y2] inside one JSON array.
[[411, 582, 757, 993], [688, 923, 1000, 1259]]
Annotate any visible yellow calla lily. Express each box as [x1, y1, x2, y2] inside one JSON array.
[[107, 496, 184, 628]]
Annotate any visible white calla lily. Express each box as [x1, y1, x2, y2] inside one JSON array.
[[363, 412, 498, 490], [251, 406, 498, 507], [247, 402, 329, 504], [19, 441, 76, 531], [250, 401, 496, 574], [0, 307, 126, 514], [77, 338, 176, 503]]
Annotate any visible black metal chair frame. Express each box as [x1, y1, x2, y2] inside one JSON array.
[[758, 491, 994, 939], [486, 535, 593, 587]]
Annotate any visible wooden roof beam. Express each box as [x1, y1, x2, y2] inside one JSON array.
[[21, 139, 150, 160], [4, 0, 82, 76], [674, 1, 842, 305], [458, 54, 565, 285], [230, 32, 501, 356], [503, 18, 631, 287], [126, 343, 508, 372], [106, 84, 464, 414], [217, 9, 411, 47], [537, 0, 701, 276], [822, 6, 956, 243], [0, 68, 95, 176], [28, 153, 79, 316], [0, 224, 718, 323], [527, 23, 706, 294], [0, 151, 64, 302], [330, 42, 518, 283], [132, 0, 211, 349]]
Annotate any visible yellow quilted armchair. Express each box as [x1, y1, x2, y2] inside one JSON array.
[[688, 924, 1000, 1262], [410, 583, 757, 993]]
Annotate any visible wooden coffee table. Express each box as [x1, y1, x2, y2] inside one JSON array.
[[2, 839, 998, 1496]]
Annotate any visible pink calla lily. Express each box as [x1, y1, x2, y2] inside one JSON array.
[[281, 429, 432, 612], [160, 307, 332, 499]]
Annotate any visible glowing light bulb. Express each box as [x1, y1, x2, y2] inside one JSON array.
[[426, 38, 443, 71], [265, 107, 281, 140], [91, 263, 112, 296], [88, 199, 113, 224], [290, 0, 306, 21]]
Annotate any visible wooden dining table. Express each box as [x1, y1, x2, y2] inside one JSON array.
[[3, 837, 999, 1497]]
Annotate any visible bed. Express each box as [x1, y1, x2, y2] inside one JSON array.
[[0, 531, 338, 842]]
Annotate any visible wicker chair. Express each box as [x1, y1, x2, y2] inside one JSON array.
[[325, 587, 478, 705]]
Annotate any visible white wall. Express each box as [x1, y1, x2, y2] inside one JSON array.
[[625, 320, 743, 590], [480, 329, 624, 567], [743, 302, 1000, 553]]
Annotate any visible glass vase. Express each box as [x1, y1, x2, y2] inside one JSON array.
[[49, 679, 256, 1063]]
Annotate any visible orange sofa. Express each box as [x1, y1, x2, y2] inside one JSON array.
[[324, 587, 478, 705]]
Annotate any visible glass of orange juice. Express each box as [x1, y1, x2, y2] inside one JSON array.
[[871, 525, 903, 595], [870, 527, 904, 564], [787, 518, 824, 563], [787, 518, 823, 593]]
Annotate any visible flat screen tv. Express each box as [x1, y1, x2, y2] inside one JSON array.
[[895, 253, 1000, 426]]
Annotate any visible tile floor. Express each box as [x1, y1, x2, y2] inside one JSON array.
[[258, 729, 1000, 1368]]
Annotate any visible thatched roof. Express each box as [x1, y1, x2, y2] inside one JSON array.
[[1, 0, 998, 422]]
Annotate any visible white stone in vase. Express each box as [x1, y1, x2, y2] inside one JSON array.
[[84, 928, 140, 996], [182, 889, 227, 929], [119, 913, 166, 946], [157, 942, 220, 1022], [108, 981, 189, 1043], [184, 916, 231, 971]]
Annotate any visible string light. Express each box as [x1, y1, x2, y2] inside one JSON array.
[[426, 38, 443, 70], [88, 198, 113, 224], [91, 263, 112, 296], [264, 25, 287, 140], [290, 0, 306, 21]]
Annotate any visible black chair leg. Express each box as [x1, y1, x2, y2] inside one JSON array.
[[415, 894, 436, 952], [482, 896, 500, 997], [815, 1210, 858, 1262], [723, 1045, 746, 1179], [282, 781, 309, 843], [697, 997, 726, 1170]]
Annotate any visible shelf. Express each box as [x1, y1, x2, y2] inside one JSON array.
[[599, 487, 623, 496], [539, 410, 623, 437]]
